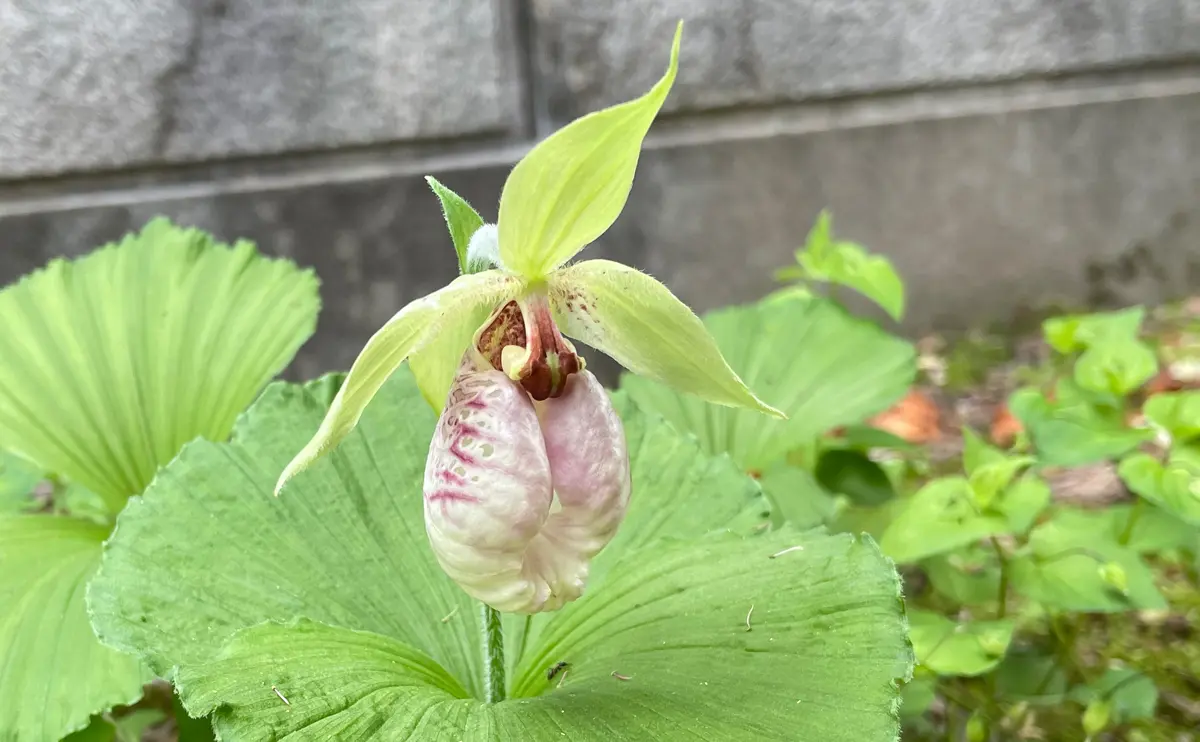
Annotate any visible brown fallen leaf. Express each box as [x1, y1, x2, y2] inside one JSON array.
[[868, 389, 942, 444], [990, 404, 1023, 448], [1144, 368, 1186, 397]]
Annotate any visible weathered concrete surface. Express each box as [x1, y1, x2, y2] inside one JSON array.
[[0, 0, 522, 179], [533, 0, 1200, 119], [3, 88, 1198, 379], [0, 166, 513, 382], [609, 89, 1200, 333]]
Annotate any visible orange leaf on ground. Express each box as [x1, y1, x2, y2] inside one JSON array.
[[1144, 368, 1185, 397], [868, 389, 942, 444], [990, 404, 1023, 448]]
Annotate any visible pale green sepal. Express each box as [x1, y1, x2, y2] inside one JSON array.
[[275, 271, 516, 494], [497, 22, 683, 278], [549, 259, 784, 418], [408, 298, 496, 413], [425, 176, 485, 274]]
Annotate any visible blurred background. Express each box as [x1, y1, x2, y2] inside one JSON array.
[[1, 1, 1198, 380]]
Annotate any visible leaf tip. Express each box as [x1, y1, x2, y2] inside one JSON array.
[[273, 464, 298, 498], [761, 402, 788, 420], [274, 442, 323, 498]]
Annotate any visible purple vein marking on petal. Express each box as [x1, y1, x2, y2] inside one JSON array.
[[426, 489, 482, 504]]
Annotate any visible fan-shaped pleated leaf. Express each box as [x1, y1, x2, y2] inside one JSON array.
[[90, 368, 910, 741]]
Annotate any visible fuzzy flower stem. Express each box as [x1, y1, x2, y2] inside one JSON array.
[[481, 603, 506, 703]]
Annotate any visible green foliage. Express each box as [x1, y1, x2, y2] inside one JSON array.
[[0, 217, 320, 514], [10, 199, 1194, 741], [1009, 309, 1163, 466], [1070, 669, 1159, 726], [0, 450, 42, 513], [775, 210, 906, 321], [620, 288, 915, 522], [1008, 383, 1152, 466], [0, 517, 152, 741], [908, 610, 1015, 676], [1042, 307, 1145, 354], [1008, 516, 1166, 612], [90, 369, 911, 740], [814, 449, 896, 507], [1118, 448, 1200, 526], [498, 24, 680, 278], [850, 302, 1198, 739], [0, 219, 320, 742], [425, 176, 486, 274], [1143, 390, 1200, 442], [755, 462, 836, 528], [880, 477, 1010, 563]]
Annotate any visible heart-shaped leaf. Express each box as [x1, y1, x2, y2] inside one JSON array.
[[1008, 388, 1151, 466], [1008, 516, 1166, 612], [907, 610, 1015, 676], [1118, 450, 1200, 527], [1144, 391, 1200, 442], [880, 478, 1009, 563], [1042, 307, 1144, 354]]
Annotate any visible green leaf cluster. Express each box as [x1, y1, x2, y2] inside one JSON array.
[[620, 281, 917, 527], [863, 304, 1200, 739], [89, 370, 912, 740], [775, 210, 906, 321], [0, 218, 319, 741]]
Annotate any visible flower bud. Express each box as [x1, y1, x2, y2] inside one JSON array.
[[1082, 698, 1111, 737], [1098, 562, 1128, 595], [423, 361, 629, 613]]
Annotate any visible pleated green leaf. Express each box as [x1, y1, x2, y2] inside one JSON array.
[[0, 516, 153, 742], [0, 217, 320, 513], [175, 531, 909, 741], [0, 218, 319, 742], [90, 368, 909, 741]]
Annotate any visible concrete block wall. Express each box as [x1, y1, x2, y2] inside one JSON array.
[[2, 0, 1199, 380]]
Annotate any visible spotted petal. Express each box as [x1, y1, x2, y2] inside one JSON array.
[[550, 259, 783, 418], [424, 365, 628, 613]]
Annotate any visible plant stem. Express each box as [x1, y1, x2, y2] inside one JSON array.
[[1118, 497, 1145, 546], [481, 603, 506, 703], [989, 537, 1009, 619]]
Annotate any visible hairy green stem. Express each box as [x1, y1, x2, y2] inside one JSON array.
[[481, 604, 506, 703], [1118, 497, 1145, 546]]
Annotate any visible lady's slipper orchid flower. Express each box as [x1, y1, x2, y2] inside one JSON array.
[[275, 23, 783, 613]]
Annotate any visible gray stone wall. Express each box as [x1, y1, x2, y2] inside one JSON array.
[[3, 0, 1200, 379]]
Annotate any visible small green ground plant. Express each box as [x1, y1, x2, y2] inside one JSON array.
[[880, 305, 1200, 741], [635, 211, 1200, 740]]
